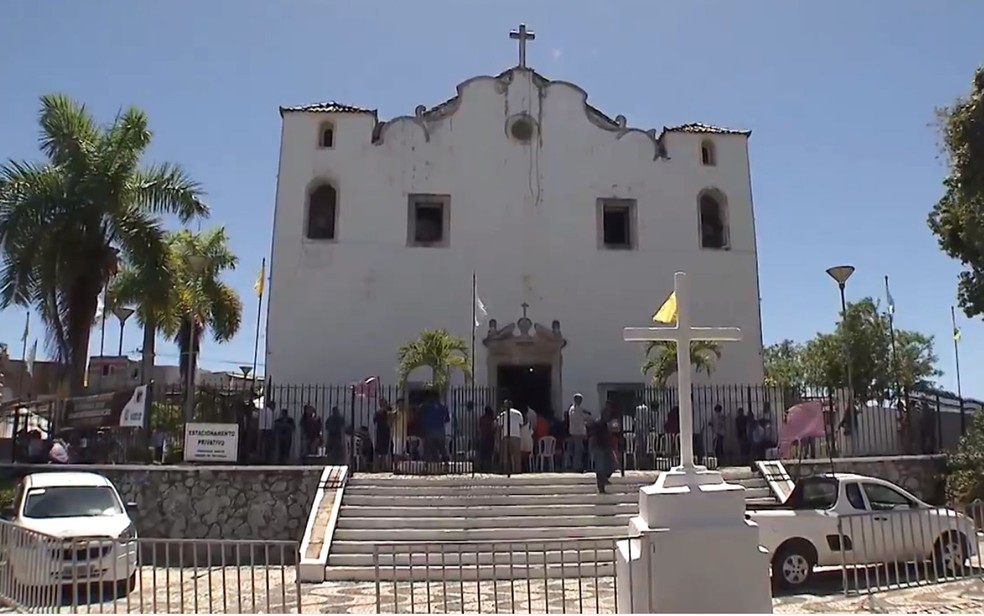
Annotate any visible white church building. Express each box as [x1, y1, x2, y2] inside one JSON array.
[[265, 26, 765, 413]]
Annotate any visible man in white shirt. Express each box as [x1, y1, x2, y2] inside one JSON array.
[[495, 399, 525, 475], [566, 393, 590, 472]]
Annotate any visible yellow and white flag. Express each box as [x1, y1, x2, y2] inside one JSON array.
[[652, 292, 678, 324], [254, 260, 266, 298]]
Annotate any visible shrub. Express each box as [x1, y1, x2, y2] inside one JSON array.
[[945, 409, 984, 505]]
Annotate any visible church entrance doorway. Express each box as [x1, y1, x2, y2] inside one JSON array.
[[497, 364, 552, 413]]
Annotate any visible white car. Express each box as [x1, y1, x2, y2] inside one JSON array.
[[748, 473, 978, 590], [2, 472, 138, 592]]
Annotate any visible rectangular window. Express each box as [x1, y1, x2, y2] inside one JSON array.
[[598, 199, 636, 249], [408, 194, 450, 247]]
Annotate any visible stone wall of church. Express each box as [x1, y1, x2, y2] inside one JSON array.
[[1, 464, 322, 544], [784, 454, 947, 504]]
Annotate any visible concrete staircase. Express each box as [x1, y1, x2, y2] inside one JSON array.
[[325, 468, 775, 581]]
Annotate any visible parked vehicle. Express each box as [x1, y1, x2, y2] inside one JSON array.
[[1, 472, 138, 592], [747, 473, 978, 590]]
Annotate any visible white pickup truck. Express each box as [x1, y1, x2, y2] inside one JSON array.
[[748, 473, 978, 590]]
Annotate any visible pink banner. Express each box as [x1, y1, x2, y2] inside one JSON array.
[[779, 400, 826, 457]]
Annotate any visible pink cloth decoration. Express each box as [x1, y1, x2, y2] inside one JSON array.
[[779, 401, 826, 457], [351, 376, 380, 398]]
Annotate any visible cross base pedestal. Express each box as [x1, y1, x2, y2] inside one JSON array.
[[615, 466, 773, 613]]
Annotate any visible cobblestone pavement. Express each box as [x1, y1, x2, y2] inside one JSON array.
[[13, 568, 984, 613]]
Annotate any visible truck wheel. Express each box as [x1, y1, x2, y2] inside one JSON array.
[[933, 532, 969, 575], [773, 543, 815, 590]]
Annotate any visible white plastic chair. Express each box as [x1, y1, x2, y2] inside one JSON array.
[[623, 433, 637, 470], [536, 436, 557, 472]]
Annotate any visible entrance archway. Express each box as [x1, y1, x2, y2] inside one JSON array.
[[482, 304, 566, 414]]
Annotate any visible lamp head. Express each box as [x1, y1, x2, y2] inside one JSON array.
[[112, 306, 135, 323], [825, 265, 855, 286]]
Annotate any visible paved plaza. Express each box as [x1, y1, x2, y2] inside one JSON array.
[[50, 567, 984, 613]]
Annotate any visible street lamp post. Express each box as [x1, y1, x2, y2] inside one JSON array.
[[826, 265, 856, 443], [184, 255, 208, 422], [112, 306, 135, 357]]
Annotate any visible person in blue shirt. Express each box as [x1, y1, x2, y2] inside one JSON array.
[[420, 390, 450, 463]]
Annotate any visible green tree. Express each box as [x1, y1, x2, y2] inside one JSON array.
[[799, 298, 940, 403], [0, 95, 207, 391], [928, 67, 984, 318], [763, 339, 805, 388], [397, 329, 471, 394], [111, 227, 242, 387], [642, 340, 722, 385]]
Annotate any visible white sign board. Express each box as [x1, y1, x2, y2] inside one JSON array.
[[183, 423, 239, 463], [119, 385, 147, 428]]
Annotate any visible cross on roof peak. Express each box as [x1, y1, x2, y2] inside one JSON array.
[[520, 302, 530, 318], [509, 23, 536, 68]]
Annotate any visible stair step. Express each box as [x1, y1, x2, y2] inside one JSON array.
[[344, 484, 645, 496], [337, 503, 639, 518], [332, 526, 626, 543], [329, 548, 619, 568], [328, 537, 623, 555], [336, 513, 634, 530], [342, 486, 771, 507], [324, 562, 616, 582]]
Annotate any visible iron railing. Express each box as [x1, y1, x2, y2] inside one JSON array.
[[0, 520, 301, 613], [836, 501, 984, 597], [18, 382, 978, 469], [372, 536, 636, 614]]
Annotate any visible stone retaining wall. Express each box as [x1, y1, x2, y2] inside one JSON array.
[[784, 455, 946, 504], [0, 464, 324, 541]]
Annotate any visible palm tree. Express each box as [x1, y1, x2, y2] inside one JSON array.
[[642, 340, 722, 385], [111, 227, 242, 389], [397, 329, 471, 395], [0, 94, 207, 391]]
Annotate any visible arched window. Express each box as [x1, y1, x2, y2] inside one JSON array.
[[319, 122, 334, 149], [307, 184, 337, 240], [700, 140, 716, 166], [698, 192, 728, 249]]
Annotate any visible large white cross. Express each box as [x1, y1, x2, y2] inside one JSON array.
[[623, 272, 742, 470]]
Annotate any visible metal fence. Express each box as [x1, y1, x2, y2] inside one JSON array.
[[18, 381, 978, 470], [836, 500, 984, 597], [372, 536, 633, 614], [0, 521, 301, 613]]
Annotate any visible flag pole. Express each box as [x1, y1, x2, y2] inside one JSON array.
[[251, 258, 265, 391], [16, 313, 28, 398], [470, 271, 476, 390], [885, 276, 900, 401], [952, 305, 965, 432]]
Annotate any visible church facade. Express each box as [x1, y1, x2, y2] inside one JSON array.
[[266, 35, 765, 412]]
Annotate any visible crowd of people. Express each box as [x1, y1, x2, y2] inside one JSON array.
[[238, 390, 782, 492]]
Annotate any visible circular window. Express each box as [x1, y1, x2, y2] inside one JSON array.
[[508, 115, 535, 142]]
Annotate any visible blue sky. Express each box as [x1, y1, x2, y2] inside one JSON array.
[[1, 1, 982, 397]]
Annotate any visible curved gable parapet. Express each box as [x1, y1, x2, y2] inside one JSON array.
[[372, 115, 431, 145], [371, 67, 670, 160], [541, 79, 666, 161]]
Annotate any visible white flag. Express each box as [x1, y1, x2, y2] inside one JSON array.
[[474, 290, 488, 328], [25, 340, 37, 376], [95, 291, 105, 321]]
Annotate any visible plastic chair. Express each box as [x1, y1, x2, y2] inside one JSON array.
[[623, 433, 637, 470], [536, 436, 557, 472]]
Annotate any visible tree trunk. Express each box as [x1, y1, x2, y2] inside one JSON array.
[[140, 317, 156, 386]]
